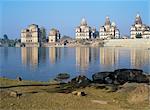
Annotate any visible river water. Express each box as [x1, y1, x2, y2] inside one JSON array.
[[0, 47, 149, 81]]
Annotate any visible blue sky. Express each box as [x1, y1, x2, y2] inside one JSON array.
[[0, 0, 150, 39]]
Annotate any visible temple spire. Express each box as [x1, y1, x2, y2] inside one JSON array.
[[105, 16, 111, 26], [135, 13, 142, 24], [80, 18, 87, 26]]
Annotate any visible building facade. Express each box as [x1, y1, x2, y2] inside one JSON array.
[[130, 14, 150, 39], [99, 16, 120, 39], [21, 24, 41, 43], [48, 28, 60, 43], [75, 18, 97, 39]]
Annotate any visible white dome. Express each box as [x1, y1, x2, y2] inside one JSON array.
[[136, 13, 140, 18], [80, 18, 87, 26], [111, 22, 116, 27], [49, 28, 57, 36], [29, 24, 38, 29], [106, 16, 109, 19]]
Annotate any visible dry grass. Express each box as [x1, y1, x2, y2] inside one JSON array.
[[0, 78, 150, 110], [128, 84, 150, 104]]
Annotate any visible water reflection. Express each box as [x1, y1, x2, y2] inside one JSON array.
[[21, 47, 48, 69], [49, 47, 61, 64], [18, 47, 150, 80], [91, 48, 99, 63], [130, 48, 150, 69], [38, 48, 47, 64], [21, 47, 39, 69], [0, 47, 9, 62], [75, 47, 149, 73], [76, 47, 91, 73], [99, 48, 119, 66]]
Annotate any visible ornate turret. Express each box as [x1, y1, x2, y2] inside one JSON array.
[[48, 28, 60, 43], [99, 16, 120, 39], [135, 14, 142, 24], [130, 14, 150, 39], [80, 18, 87, 26], [105, 16, 111, 26], [49, 28, 57, 36], [76, 18, 92, 39], [111, 22, 116, 27]]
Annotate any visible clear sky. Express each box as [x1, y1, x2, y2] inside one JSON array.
[[0, 0, 150, 39]]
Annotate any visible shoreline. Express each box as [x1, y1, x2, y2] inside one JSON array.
[[1, 39, 150, 48], [1, 45, 150, 49]]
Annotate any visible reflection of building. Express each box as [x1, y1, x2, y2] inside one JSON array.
[[48, 28, 60, 43], [75, 18, 97, 39], [99, 16, 120, 39], [38, 48, 47, 63], [130, 48, 150, 68], [21, 47, 38, 68], [99, 48, 118, 66], [76, 47, 91, 70], [21, 24, 41, 43], [91, 48, 99, 62], [49, 47, 61, 64], [130, 14, 150, 39]]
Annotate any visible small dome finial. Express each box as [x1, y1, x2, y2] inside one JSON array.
[[135, 13, 142, 24], [136, 13, 140, 17], [105, 16, 111, 26], [80, 18, 87, 26], [111, 22, 116, 27]]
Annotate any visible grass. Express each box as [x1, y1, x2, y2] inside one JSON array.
[[0, 77, 149, 110]]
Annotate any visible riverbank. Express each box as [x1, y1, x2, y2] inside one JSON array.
[[0, 77, 149, 110], [104, 39, 150, 47], [24, 39, 150, 48], [1, 39, 150, 48]]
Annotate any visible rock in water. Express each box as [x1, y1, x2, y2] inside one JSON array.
[[56, 73, 70, 80]]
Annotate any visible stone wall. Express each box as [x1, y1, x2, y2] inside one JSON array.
[[104, 39, 150, 48], [24, 43, 40, 47]]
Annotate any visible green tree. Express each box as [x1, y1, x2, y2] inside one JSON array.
[[3, 34, 8, 40], [40, 27, 46, 42]]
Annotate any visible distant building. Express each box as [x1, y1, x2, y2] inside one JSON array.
[[99, 16, 120, 39], [75, 18, 97, 39], [21, 24, 41, 43], [130, 14, 150, 39], [48, 28, 60, 43]]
